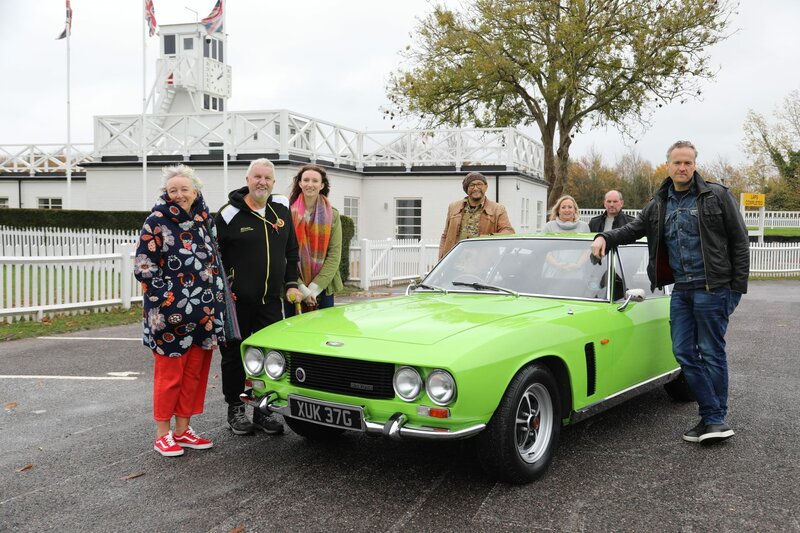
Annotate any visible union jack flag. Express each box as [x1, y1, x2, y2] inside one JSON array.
[[56, 0, 72, 40], [145, 0, 158, 37], [201, 0, 224, 35]]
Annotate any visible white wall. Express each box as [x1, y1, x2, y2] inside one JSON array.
[[1, 179, 87, 210], [35, 164, 548, 242]]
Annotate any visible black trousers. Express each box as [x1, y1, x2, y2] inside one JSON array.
[[220, 298, 283, 405]]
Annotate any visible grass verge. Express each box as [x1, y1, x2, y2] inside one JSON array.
[[751, 228, 800, 237], [0, 305, 142, 342]]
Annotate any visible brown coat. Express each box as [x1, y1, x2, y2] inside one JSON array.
[[439, 198, 515, 259]]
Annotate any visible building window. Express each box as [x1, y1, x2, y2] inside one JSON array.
[[183, 37, 194, 50], [163, 34, 176, 55], [536, 200, 544, 231], [0, 197, 9, 208], [395, 198, 421, 240], [38, 198, 63, 209], [203, 95, 223, 111], [203, 38, 223, 61], [343, 197, 359, 240]]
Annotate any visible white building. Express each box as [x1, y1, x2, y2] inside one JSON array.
[[0, 21, 548, 242]]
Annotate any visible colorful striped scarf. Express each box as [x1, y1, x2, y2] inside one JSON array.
[[291, 194, 333, 286]]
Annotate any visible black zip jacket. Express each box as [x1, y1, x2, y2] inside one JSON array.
[[215, 187, 299, 304], [598, 172, 749, 293], [588, 211, 635, 232]]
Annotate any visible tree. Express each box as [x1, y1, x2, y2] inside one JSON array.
[[615, 151, 657, 208], [743, 90, 800, 208], [564, 149, 619, 209], [387, 0, 737, 206]]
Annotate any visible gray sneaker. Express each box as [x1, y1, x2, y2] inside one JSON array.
[[699, 423, 735, 444], [227, 403, 255, 435], [253, 409, 285, 435], [682, 421, 706, 443]]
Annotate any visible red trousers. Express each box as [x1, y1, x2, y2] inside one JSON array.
[[152, 345, 213, 421]]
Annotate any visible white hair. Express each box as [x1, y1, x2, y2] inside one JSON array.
[[247, 158, 275, 176], [161, 164, 203, 191]]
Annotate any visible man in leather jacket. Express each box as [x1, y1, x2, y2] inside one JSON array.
[[591, 140, 749, 445], [588, 190, 634, 232]]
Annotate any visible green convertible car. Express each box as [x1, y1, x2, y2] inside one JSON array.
[[240, 234, 691, 483]]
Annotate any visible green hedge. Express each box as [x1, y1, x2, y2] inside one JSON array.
[[339, 214, 354, 282], [0, 208, 149, 231], [0, 208, 356, 282]]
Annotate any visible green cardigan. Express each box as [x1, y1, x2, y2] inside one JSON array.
[[297, 208, 345, 298]]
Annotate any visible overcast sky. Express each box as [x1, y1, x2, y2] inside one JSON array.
[[1, 0, 798, 168]]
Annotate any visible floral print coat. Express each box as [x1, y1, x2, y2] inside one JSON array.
[[134, 192, 227, 356]]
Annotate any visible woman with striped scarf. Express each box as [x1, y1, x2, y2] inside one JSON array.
[[285, 164, 344, 315]]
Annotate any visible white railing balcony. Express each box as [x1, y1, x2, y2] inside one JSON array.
[[90, 109, 545, 175], [0, 143, 95, 174]]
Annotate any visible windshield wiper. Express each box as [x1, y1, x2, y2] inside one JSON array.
[[407, 282, 447, 295], [451, 281, 519, 297]]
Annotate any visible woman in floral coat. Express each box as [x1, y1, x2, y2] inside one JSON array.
[[134, 165, 233, 457]]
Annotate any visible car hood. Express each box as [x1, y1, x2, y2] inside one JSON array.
[[250, 293, 566, 346]]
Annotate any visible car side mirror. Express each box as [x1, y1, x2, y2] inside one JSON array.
[[616, 288, 646, 311]]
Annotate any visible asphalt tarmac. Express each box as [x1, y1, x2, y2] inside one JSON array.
[[1, 280, 798, 532]]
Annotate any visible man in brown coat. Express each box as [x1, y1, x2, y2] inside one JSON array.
[[439, 172, 515, 259]]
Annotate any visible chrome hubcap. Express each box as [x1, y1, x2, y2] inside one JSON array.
[[515, 382, 553, 463]]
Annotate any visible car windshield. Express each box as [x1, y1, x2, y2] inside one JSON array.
[[423, 237, 611, 300]]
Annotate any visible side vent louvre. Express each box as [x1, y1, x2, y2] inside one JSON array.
[[584, 342, 596, 396]]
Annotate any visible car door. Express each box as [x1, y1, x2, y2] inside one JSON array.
[[604, 244, 674, 391]]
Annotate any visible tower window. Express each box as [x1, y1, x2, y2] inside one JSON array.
[[164, 34, 176, 55]]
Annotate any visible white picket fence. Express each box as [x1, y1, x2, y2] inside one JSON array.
[[347, 238, 800, 289], [0, 228, 798, 322], [581, 209, 800, 228], [0, 242, 142, 323], [349, 238, 441, 289], [0, 226, 139, 256]]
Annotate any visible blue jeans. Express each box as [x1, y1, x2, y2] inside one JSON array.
[[670, 287, 741, 425]]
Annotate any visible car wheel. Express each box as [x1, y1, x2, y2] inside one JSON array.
[[664, 371, 695, 402], [285, 417, 345, 440], [476, 363, 561, 484]]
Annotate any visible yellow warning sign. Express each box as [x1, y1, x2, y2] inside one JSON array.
[[742, 193, 765, 208]]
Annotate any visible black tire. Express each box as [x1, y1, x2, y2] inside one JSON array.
[[476, 363, 561, 484], [664, 371, 695, 402], [285, 417, 345, 440]]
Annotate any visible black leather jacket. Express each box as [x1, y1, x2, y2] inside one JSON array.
[[588, 211, 634, 232], [598, 173, 749, 293]]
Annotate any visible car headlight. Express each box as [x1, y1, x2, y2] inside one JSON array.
[[393, 366, 423, 401], [426, 370, 456, 406], [243, 346, 265, 375], [264, 350, 286, 379]]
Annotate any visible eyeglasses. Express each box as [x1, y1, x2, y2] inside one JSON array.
[[467, 182, 486, 189]]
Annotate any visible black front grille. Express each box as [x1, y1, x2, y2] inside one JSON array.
[[288, 352, 395, 399]]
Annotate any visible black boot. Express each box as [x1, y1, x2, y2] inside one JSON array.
[[253, 409, 285, 435], [227, 403, 255, 435]]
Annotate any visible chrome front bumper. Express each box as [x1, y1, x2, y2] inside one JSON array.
[[240, 390, 485, 441]]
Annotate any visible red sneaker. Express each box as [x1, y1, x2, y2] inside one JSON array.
[[173, 426, 213, 450], [154, 432, 185, 457]]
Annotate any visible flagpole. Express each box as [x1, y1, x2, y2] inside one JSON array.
[[65, 15, 72, 209], [141, 0, 148, 210], [222, 1, 229, 200]]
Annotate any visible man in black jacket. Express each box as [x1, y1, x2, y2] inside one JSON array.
[[216, 158, 303, 436], [591, 141, 749, 445], [588, 190, 634, 232]]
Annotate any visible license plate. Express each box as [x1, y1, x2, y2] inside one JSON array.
[[288, 395, 365, 431]]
